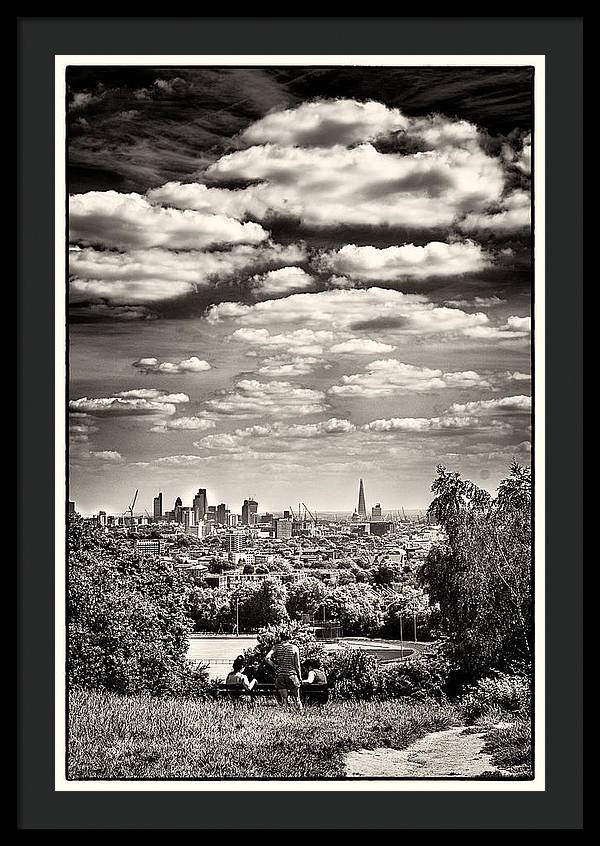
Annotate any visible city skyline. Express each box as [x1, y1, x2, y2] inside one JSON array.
[[68, 66, 532, 515]]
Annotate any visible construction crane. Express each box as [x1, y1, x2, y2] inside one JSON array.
[[301, 502, 318, 526], [127, 489, 138, 521]]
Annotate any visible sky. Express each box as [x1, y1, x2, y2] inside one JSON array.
[[67, 65, 533, 517]]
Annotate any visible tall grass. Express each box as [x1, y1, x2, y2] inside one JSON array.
[[68, 689, 458, 780]]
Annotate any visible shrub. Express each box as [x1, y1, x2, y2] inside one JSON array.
[[380, 655, 451, 702], [68, 518, 208, 696], [459, 668, 531, 723], [323, 648, 383, 700]]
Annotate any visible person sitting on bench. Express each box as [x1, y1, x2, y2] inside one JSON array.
[[304, 658, 327, 686], [225, 655, 257, 693]]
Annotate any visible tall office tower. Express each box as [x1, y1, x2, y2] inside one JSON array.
[[216, 503, 229, 526], [193, 488, 207, 523], [68, 501, 76, 515], [153, 491, 163, 520], [241, 498, 258, 525], [357, 479, 367, 520], [174, 496, 183, 523], [371, 503, 382, 521], [206, 505, 217, 524], [181, 507, 192, 530]]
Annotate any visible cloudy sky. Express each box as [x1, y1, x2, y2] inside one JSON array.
[[67, 65, 533, 516]]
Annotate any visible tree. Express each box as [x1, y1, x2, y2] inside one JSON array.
[[230, 578, 289, 631], [496, 459, 532, 514], [187, 586, 232, 632], [68, 518, 205, 695], [428, 465, 491, 529], [323, 584, 383, 635], [286, 577, 329, 620], [420, 462, 532, 681]]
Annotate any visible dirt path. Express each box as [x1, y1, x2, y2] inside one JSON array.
[[344, 726, 499, 778]]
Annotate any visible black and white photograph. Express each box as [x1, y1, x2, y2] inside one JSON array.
[[63, 59, 538, 785]]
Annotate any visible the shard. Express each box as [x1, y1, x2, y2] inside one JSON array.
[[357, 478, 367, 520]]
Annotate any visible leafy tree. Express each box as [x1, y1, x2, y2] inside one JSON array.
[[428, 465, 491, 528], [187, 586, 232, 632], [230, 578, 289, 631], [323, 583, 383, 635], [68, 518, 206, 695], [496, 458, 532, 514], [420, 462, 532, 681], [286, 577, 329, 620]]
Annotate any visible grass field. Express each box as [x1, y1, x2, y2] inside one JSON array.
[[68, 689, 458, 780]]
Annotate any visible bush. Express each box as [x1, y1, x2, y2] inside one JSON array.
[[459, 668, 531, 723], [380, 655, 451, 702], [324, 648, 383, 700], [68, 518, 208, 696]]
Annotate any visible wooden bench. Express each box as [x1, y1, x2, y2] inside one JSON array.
[[217, 682, 329, 704]]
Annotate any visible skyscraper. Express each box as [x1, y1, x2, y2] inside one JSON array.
[[153, 491, 163, 520], [193, 488, 207, 523], [216, 503, 229, 525], [242, 498, 258, 525], [357, 479, 367, 520], [174, 496, 183, 523], [371, 503, 382, 521]]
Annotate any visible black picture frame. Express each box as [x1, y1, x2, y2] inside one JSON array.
[[18, 16, 583, 830]]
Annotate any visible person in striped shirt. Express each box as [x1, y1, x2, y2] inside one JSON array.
[[265, 630, 303, 711]]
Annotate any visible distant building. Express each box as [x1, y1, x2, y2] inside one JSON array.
[[371, 503, 382, 521], [135, 538, 163, 558], [193, 488, 207, 523], [97, 510, 107, 527], [242, 498, 258, 525], [275, 518, 293, 539], [153, 492, 163, 520], [174, 496, 183, 523], [206, 505, 217, 524], [68, 501, 76, 516], [357, 479, 367, 520], [216, 503, 229, 525], [369, 521, 391, 537], [224, 532, 246, 553]]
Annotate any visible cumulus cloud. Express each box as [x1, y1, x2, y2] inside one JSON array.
[[459, 189, 531, 234], [328, 359, 491, 398], [204, 379, 327, 418], [149, 416, 216, 433], [239, 99, 410, 147], [250, 266, 315, 297], [69, 191, 268, 251], [256, 356, 325, 377], [329, 338, 397, 354], [132, 356, 211, 374], [447, 395, 531, 416], [463, 315, 530, 340], [210, 288, 490, 337], [320, 241, 490, 282], [363, 394, 530, 435], [194, 418, 355, 453], [70, 242, 308, 307], [202, 142, 506, 229], [69, 389, 189, 417], [230, 327, 335, 356]]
